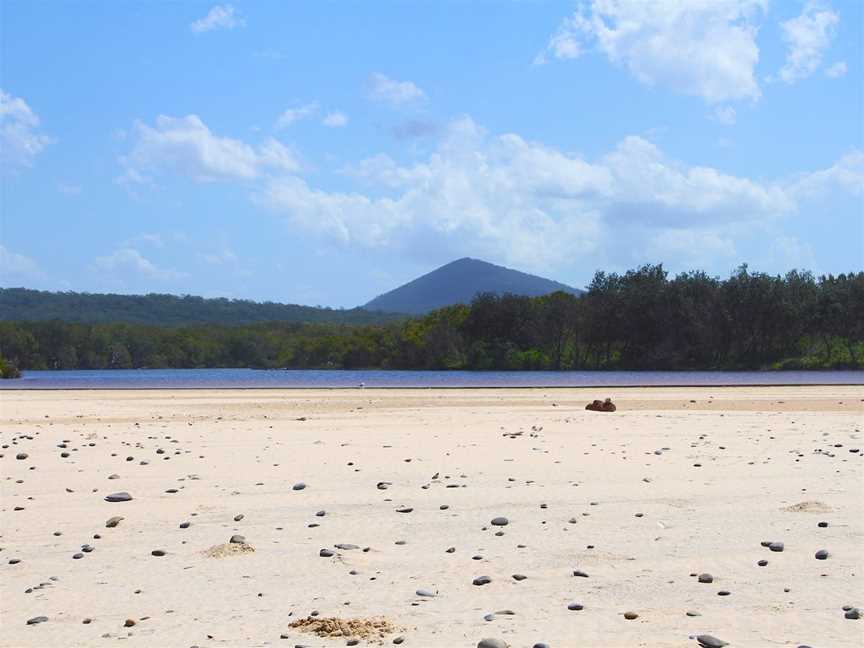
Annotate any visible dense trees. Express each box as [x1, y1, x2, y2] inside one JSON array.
[[1, 266, 861, 371], [0, 288, 404, 326]]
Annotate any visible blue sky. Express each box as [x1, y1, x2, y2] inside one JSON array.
[[1, 0, 862, 307]]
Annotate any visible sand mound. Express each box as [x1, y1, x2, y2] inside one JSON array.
[[782, 500, 832, 513], [287, 616, 400, 642], [201, 542, 256, 558]]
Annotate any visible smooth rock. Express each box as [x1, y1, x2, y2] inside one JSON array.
[[104, 492, 133, 502]]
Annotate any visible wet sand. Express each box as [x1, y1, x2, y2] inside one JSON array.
[[2, 387, 863, 647]]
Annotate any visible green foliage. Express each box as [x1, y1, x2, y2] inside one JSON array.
[[0, 288, 406, 326], [0, 356, 21, 379], [1, 267, 861, 371]]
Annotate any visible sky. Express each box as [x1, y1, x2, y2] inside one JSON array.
[[1, 0, 862, 307]]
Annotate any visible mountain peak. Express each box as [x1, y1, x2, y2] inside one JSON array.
[[364, 258, 581, 314]]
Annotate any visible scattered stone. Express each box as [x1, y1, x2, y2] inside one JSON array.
[[416, 589, 436, 597], [104, 492, 133, 503], [768, 542, 784, 552], [491, 517, 509, 526], [26, 616, 48, 625], [623, 611, 638, 620], [696, 635, 729, 648], [512, 574, 527, 581], [320, 549, 335, 557], [124, 619, 136, 627], [815, 549, 829, 560], [697, 573, 713, 583], [151, 549, 166, 557], [477, 640, 509, 648], [16, 453, 28, 460], [473, 576, 492, 586], [573, 569, 589, 578], [293, 482, 307, 491], [105, 516, 124, 528], [568, 603, 584, 611], [229, 535, 246, 544]]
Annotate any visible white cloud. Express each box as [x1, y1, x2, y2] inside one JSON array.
[[259, 117, 812, 269], [119, 113, 860, 273], [120, 114, 299, 183], [322, 111, 348, 128], [191, 4, 245, 33], [824, 60, 847, 78], [790, 149, 864, 198], [0, 245, 41, 284], [0, 90, 53, 171], [710, 106, 737, 126], [536, 0, 766, 103], [92, 248, 187, 281], [368, 73, 426, 107], [276, 103, 318, 129], [779, 1, 839, 83]]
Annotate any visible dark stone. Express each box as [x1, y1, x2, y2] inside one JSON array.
[[696, 636, 729, 648], [292, 482, 306, 491], [26, 616, 48, 625], [698, 573, 714, 583], [568, 603, 584, 610], [151, 549, 166, 556], [106, 516, 124, 528], [473, 575, 492, 586], [104, 492, 133, 503], [229, 535, 246, 544], [768, 542, 784, 552], [815, 549, 829, 560], [491, 517, 509, 526]]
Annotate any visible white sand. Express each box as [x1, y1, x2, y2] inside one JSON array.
[[1, 386, 863, 647]]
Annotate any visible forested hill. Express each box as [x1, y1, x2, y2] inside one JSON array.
[[2, 266, 861, 372], [0, 288, 405, 326], [365, 258, 582, 314]]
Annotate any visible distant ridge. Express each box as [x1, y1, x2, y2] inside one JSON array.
[[0, 288, 405, 326], [364, 258, 582, 314]]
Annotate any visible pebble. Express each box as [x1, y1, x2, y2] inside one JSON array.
[[815, 549, 829, 560], [124, 619, 136, 627], [477, 640, 508, 648], [490, 517, 509, 526], [105, 516, 124, 528], [568, 603, 584, 611], [573, 570, 589, 578], [473, 576, 492, 586], [696, 636, 728, 648], [623, 611, 638, 620], [104, 492, 133, 503], [151, 549, 166, 557], [319, 548, 335, 557], [844, 608, 860, 620], [768, 542, 784, 552], [416, 589, 436, 597], [292, 482, 306, 491], [512, 574, 527, 581], [697, 573, 713, 583], [16, 453, 28, 460], [26, 616, 48, 625]]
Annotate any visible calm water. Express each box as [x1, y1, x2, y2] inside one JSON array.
[[1, 368, 862, 389]]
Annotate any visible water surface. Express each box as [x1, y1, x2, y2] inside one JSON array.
[[2, 368, 862, 389]]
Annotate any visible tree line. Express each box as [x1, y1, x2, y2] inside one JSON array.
[[1, 265, 861, 372]]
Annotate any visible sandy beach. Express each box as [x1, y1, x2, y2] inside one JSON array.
[[1, 386, 862, 648]]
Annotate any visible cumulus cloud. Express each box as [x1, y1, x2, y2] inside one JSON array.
[[92, 248, 187, 281], [0, 90, 53, 171], [276, 103, 318, 129], [535, 0, 766, 103], [322, 111, 348, 128], [119, 114, 299, 183], [258, 117, 815, 269], [119, 113, 860, 272], [191, 4, 245, 33], [368, 73, 426, 107], [779, 1, 839, 83]]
